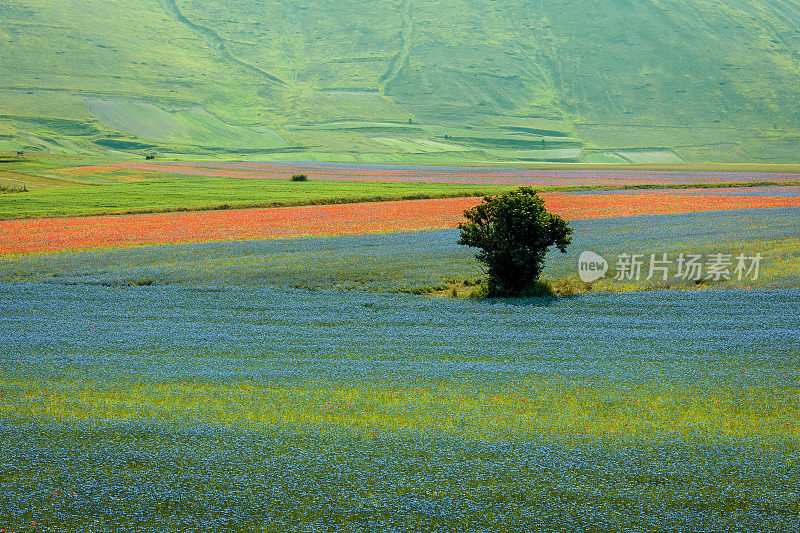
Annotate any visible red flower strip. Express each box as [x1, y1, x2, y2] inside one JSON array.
[[2, 192, 800, 254]]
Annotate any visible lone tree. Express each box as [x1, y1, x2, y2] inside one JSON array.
[[458, 187, 572, 296]]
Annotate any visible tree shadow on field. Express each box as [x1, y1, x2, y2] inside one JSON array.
[[482, 280, 563, 307]]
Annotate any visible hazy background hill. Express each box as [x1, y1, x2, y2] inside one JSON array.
[[2, 0, 800, 163]]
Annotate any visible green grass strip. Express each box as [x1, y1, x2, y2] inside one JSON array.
[[1, 176, 798, 220]]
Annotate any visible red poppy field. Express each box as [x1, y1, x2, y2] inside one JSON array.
[[4, 188, 800, 254]]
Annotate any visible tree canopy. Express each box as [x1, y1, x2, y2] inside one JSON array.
[[458, 187, 572, 296]]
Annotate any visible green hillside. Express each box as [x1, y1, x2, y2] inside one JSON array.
[[2, 0, 800, 162]]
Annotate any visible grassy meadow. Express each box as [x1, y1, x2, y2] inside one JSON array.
[[0, 175, 508, 219], [3, 1, 800, 161], [3, 155, 800, 220]]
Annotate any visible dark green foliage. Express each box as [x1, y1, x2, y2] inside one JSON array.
[[458, 187, 572, 296], [290, 174, 309, 182], [0, 184, 27, 193]]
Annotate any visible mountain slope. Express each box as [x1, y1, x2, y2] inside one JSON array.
[[1, 0, 799, 162]]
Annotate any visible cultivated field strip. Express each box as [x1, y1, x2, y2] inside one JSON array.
[[4, 188, 800, 254], [1, 285, 799, 529], [114, 160, 800, 187]]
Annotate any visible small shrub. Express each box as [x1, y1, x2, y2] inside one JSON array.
[[290, 174, 309, 182], [0, 184, 28, 194]]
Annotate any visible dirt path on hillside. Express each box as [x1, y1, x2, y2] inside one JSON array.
[[380, 0, 413, 92], [159, 0, 285, 86]]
